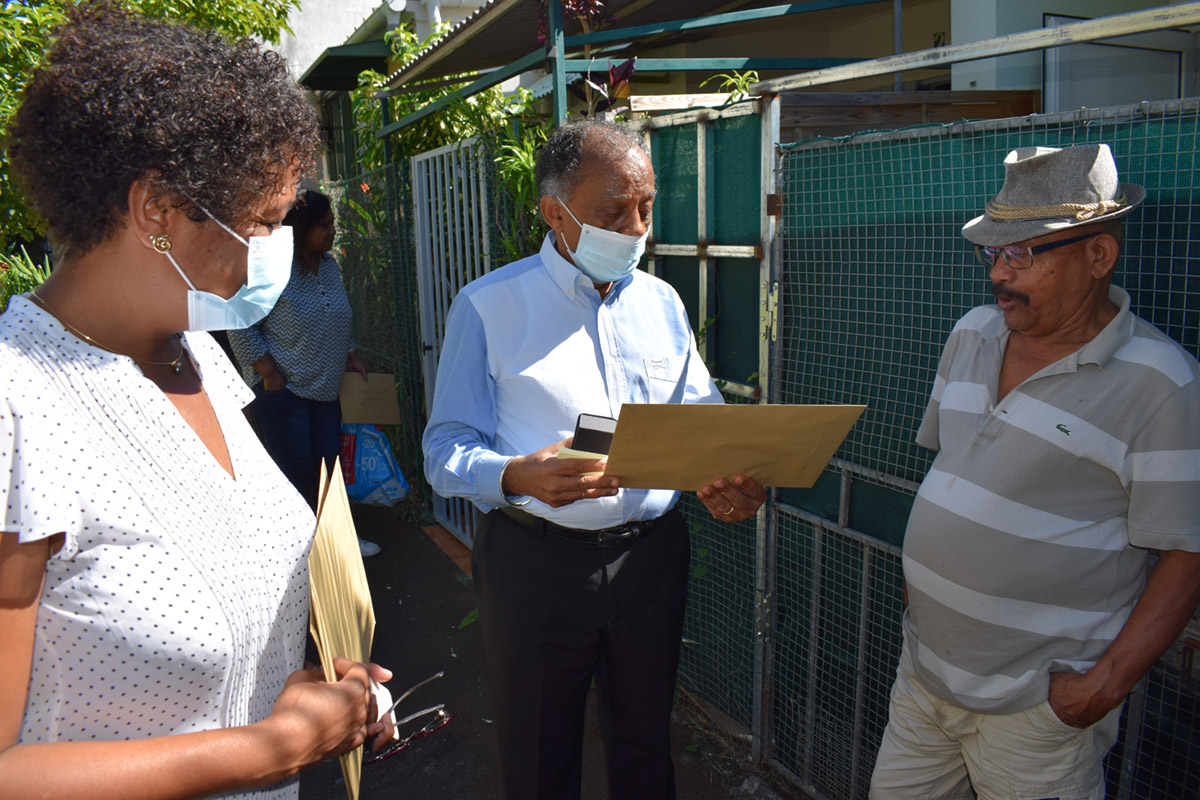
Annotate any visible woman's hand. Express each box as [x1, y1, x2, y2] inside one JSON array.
[[259, 658, 391, 773], [253, 353, 286, 391], [346, 350, 368, 381], [366, 667, 396, 751]]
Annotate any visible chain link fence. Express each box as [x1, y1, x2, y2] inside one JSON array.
[[326, 161, 429, 513]]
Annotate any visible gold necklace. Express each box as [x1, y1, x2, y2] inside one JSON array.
[[29, 292, 187, 374]]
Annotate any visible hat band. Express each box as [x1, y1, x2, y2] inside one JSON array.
[[986, 193, 1126, 222]]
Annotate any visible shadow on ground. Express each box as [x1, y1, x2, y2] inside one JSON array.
[[298, 503, 808, 800]]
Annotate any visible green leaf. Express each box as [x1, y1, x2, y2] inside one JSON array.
[[458, 608, 479, 629]]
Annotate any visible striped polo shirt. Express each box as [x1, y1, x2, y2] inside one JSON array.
[[903, 285, 1200, 715]]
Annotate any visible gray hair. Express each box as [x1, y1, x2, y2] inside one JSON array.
[[534, 120, 648, 201]]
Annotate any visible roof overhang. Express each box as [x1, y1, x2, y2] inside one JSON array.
[[300, 40, 393, 91], [382, 0, 889, 91]]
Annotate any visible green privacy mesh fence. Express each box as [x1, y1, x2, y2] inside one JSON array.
[[650, 112, 765, 386], [647, 111, 767, 735], [775, 99, 1200, 800], [326, 161, 429, 513]]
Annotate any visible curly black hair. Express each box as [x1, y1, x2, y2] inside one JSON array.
[[283, 189, 333, 242], [534, 120, 648, 201], [7, 1, 320, 257]]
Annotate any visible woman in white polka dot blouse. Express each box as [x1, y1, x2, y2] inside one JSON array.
[[0, 6, 393, 799]]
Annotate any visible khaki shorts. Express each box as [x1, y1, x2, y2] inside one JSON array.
[[869, 647, 1122, 800]]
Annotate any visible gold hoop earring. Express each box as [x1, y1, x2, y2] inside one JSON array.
[[150, 234, 172, 254]]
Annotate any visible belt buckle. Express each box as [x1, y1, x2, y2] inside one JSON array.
[[597, 526, 636, 547]]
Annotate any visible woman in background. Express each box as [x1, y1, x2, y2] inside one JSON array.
[[229, 190, 380, 556], [0, 5, 391, 798]]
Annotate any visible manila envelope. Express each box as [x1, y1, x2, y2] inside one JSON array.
[[604, 404, 866, 490], [340, 372, 402, 425], [309, 458, 376, 800]]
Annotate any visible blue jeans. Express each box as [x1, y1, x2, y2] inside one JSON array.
[[251, 385, 342, 509]]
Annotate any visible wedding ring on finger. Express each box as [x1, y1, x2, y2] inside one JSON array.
[[723, 504, 735, 516]]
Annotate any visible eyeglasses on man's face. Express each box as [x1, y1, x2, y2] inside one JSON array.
[[974, 231, 1101, 270]]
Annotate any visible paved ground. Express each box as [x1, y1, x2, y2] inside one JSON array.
[[298, 503, 805, 800]]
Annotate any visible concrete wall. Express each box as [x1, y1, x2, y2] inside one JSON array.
[[950, 0, 1171, 91], [269, 0, 486, 80], [271, 0, 383, 79], [409, 0, 486, 41]]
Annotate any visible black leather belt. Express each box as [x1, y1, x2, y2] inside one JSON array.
[[499, 506, 657, 548]]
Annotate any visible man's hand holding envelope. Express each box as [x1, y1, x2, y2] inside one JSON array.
[[524, 404, 863, 524]]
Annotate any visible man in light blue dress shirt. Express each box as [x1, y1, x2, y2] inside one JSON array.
[[423, 120, 766, 799]]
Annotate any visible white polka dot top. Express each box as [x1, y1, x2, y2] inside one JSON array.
[[1, 295, 316, 799]]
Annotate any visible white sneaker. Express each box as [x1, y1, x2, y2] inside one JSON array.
[[358, 538, 381, 558]]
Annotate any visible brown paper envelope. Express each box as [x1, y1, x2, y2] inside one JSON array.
[[339, 372, 402, 425], [316, 458, 330, 521], [308, 457, 376, 800], [604, 404, 866, 490]]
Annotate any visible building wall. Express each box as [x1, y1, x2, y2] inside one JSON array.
[[269, 1, 486, 80], [409, 0, 487, 41], [270, 0, 383, 79], [950, 0, 1169, 91]]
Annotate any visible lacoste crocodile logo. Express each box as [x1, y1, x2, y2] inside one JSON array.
[[1056, 424, 1071, 435]]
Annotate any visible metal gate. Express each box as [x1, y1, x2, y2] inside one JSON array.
[[413, 138, 492, 546], [636, 99, 783, 753]]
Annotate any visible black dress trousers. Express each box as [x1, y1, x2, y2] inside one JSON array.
[[471, 507, 690, 800]]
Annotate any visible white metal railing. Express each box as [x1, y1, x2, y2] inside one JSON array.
[[413, 138, 491, 546]]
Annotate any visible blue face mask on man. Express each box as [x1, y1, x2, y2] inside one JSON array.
[[160, 202, 294, 331], [557, 197, 648, 284]]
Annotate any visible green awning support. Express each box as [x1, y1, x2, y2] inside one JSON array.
[[548, 0, 567, 124], [375, 49, 548, 139], [563, 58, 861, 73]]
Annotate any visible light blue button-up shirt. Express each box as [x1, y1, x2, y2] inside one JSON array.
[[423, 234, 721, 529]]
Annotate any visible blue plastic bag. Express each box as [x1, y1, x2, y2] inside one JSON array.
[[340, 423, 409, 506]]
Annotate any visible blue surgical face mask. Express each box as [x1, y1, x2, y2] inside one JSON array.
[[557, 197, 648, 284], [161, 203, 293, 331]]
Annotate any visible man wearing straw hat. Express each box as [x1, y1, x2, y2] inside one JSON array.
[[871, 144, 1200, 800]]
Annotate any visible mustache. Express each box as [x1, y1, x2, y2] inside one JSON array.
[[992, 283, 1030, 306]]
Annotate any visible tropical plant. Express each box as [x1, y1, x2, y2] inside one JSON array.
[[699, 70, 761, 105], [0, 0, 301, 253], [0, 247, 50, 313], [534, 0, 635, 117], [346, 21, 553, 262], [536, 0, 609, 43], [350, 23, 521, 171], [567, 57, 636, 117], [491, 123, 550, 264]]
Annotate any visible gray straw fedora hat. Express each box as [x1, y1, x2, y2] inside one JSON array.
[[962, 144, 1144, 246]]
